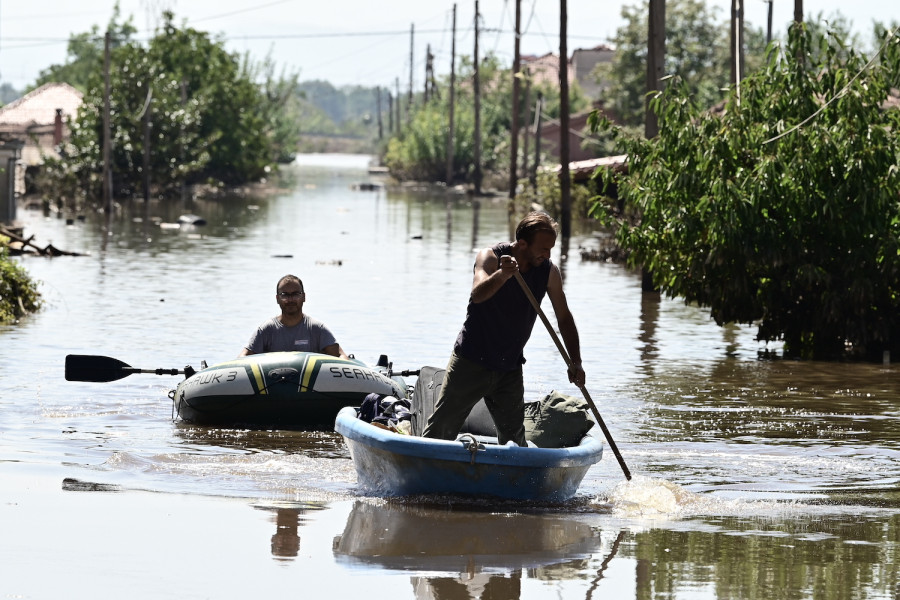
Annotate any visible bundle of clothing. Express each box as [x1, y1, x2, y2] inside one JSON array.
[[358, 393, 413, 434]]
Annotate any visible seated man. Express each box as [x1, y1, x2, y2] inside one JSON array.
[[239, 274, 348, 359]]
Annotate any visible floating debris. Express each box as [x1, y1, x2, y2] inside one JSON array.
[[1, 225, 84, 256], [178, 214, 207, 226]]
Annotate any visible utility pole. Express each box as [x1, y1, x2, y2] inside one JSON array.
[[531, 92, 543, 190], [794, 0, 803, 23], [376, 86, 383, 140], [445, 4, 457, 186], [425, 45, 434, 102], [508, 0, 522, 212], [102, 30, 112, 212], [387, 91, 394, 136], [180, 79, 187, 204], [730, 0, 745, 92], [766, 0, 773, 45], [408, 24, 414, 123], [473, 0, 483, 195], [395, 77, 401, 134], [522, 70, 531, 188], [141, 88, 152, 205], [646, 0, 665, 139], [559, 0, 571, 239]]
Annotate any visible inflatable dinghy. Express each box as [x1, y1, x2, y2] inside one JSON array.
[[171, 352, 408, 428]]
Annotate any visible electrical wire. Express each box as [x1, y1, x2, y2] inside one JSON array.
[[762, 23, 900, 145]]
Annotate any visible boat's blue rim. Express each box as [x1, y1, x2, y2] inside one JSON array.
[[335, 406, 603, 468]]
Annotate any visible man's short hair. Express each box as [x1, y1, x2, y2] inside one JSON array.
[[276, 274, 304, 293], [515, 211, 559, 244]]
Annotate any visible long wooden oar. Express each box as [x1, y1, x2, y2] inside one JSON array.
[[65, 354, 188, 382], [514, 271, 632, 480]]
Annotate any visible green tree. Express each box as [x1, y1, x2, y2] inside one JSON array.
[[591, 23, 900, 360], [294, 80, 384, 145], [0, 237, 41, 323], [32, 2, 137, 93], [298, 80, 348, 125], [40, 10, 300, 201], [596, 0, 767, 128], [384, 54, 588, 184], [384, 55, 507, 183], [0, 83, 21, 105]]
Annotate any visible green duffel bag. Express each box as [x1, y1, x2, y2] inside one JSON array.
[[524, 390, 595, 448]]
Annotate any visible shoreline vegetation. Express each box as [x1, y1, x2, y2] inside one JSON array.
[[0, 231, 42, 323]]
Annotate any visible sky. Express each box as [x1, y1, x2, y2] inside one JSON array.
[[0, 0, 894, 93]]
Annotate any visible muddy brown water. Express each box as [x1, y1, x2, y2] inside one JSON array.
[[2, 154, 898, 599]]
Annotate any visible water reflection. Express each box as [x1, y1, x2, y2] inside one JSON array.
[[638, 291, 661, 364], [333, 500, 622, 599], [628, 512, 900, 600], [269, 507, 302, 558], [254, 503, 330, 561], [173, 425, 347, 458]]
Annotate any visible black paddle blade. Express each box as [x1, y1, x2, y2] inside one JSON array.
[[65, 354, 133, 382]]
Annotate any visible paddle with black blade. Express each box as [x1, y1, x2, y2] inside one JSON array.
[[65, 354, 192, 383], [513, 271, 632, 481]]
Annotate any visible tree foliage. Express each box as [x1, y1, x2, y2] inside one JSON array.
[[32, 3, 137, 94], [0, 238, 42, 323], [39, 10, 300, 201], [384, 55, 588, 184], [596, 0, 768, 128], [591, 23, 900, 360]]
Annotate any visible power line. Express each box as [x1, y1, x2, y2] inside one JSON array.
[[191, 0, 297, 24]]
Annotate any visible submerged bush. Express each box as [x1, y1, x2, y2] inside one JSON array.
[[0, 237, 42, 322]]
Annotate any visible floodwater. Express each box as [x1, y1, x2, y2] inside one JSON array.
[[2, 154, 899, 599]]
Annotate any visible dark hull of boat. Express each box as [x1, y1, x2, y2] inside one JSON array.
[[172, 352, 406, 429]]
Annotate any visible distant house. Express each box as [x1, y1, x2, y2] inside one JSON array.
[[0, 82, 83, 194], [521, 45, 614, 101], [538, 109, 605, 163], [521, 52, 573, 90], [571, 45, 614, 99]]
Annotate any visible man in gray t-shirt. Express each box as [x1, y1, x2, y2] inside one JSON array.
[[239, 274, 347, 359]]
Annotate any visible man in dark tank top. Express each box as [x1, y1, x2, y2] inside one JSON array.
[[423, 212, 585, 446]]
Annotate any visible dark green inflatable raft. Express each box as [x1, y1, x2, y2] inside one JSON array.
[[170, 352, 407, 428]]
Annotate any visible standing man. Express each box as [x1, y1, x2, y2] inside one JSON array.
[[239, 274, 348, 359], [423, 211, 584, 446]]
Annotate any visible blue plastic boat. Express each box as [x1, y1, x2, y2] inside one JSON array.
[[334, 406, 604, 501]]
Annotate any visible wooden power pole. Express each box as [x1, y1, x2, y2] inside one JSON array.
[[730, 0, 745, 88], [408, 24, 414, 123], [508, 0, 522, 211], [559, 0, 571, 238], [376, 86, 383, 140], [531, 92, 542, 190], [395, 77, 401, 134], [445, 4, 457, 186], [646, 0, 666, 139], [473, 0, 483, 195], [102, 30, 112, 212], [141, 89, 152, 204]]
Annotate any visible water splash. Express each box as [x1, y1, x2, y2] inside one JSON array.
[[607, 475, 699, 517], [604, 475, 807, 518]]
